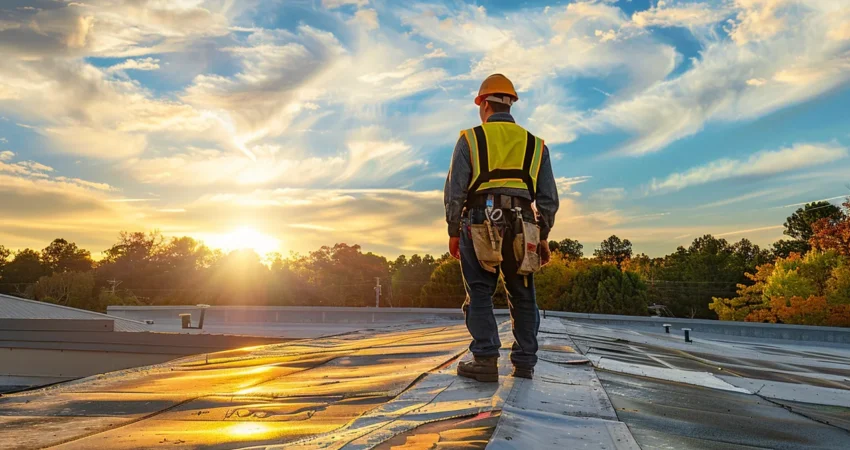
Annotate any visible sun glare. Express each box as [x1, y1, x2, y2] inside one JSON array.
[[207, 227, 281, 256]]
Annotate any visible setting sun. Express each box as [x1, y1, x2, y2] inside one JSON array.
[[205, 227, 281, 256]]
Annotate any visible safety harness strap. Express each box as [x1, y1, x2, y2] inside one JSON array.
[[467, 126, 538, 200]]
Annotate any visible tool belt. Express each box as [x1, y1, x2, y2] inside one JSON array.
[[467, 194, 532, 211], [465, 195, 541, 276]]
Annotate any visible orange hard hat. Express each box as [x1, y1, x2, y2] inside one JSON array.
[[475, 74, 518, 106]]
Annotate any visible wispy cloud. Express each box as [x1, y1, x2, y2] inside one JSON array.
[[106, 198, 158, 203], [632, 2, 730, 29], [778, 195, 850, 209], [590, 187, 626, 202], [590, 0, 850, 155], [323, 0, 369, 9], [0, 0, 848, 258], [555, 176, 592, 196], [650, 142, 848, 193], [107, 57, 161, 72], [715, 225, 783, 237]]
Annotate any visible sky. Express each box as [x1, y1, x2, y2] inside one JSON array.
[[0, 0, 849, 259]]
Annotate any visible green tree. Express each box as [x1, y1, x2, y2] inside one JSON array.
[[621, 253, 658, 278], [651, 236, 768, 319], [203, 249, 272, 305], [784, 201, 844, 241], [764, 251, 841, 300], [594, 235, 632, 267], [773, 201, 845, 257], [535, 254, 575, 310], [97, 231, 165, 296], [32, 271, 96, 310], [764, 262, 818, 300], [731, 238, 773, 268], [561, 263, 647, 315], [712, 250, 850, 326], [96, 288, 143, 311], [0, 245, 10, 289], [302, 243, 389, 307], [772, 239, 810, 259], [419, 257, 465, 308], [827, 263, 850, 305], [710, 263, 774, 321], [0, 245, 9, 267], [151, 236, 214, 303], [391, 254, 437, 307], [2, 249, 44, 295], [267, 252, 315, 306], [551, 238, 584, 259], [41, 239, 93, 274]]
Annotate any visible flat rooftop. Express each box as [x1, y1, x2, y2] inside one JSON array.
[[2, 310, 849, 449]]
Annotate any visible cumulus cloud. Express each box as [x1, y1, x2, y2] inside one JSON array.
[[401, 2, 678, 93], [632, 2, 730, 28], [107, 57, 161, 72], [526, 85, 586, 144], [180, 23, 447, 156], [181, 27, 344, 157], [0, 0, 229, 58], [589, 0, 850, 155], [727, 0, 790, 45], [0, 152, 114, 192], [45, 126, 148, 159], [0, 57, 216, 159], [555, 176, 592, 197], [125, 146, 345, 187], [54, 176, 113, 191], [351, 9, 379, 30], [0, 0, 848, 258], [650, 142, 848, 192], [0, 154, 54, 178], [0, 150, 128, 252], [335, 127, 424, 183]]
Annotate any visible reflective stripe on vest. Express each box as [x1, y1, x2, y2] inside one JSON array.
[[462, 122, 544, 199]]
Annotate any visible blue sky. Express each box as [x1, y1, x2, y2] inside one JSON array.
[[0, 0, 849, 258]]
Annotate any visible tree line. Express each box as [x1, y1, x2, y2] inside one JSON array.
[[0, 199, 848, 327]]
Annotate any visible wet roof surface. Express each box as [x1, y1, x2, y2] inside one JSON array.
[[599, 371, 850, 450], [2, 316, 849, 449]]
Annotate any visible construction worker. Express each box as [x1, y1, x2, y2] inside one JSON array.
[[444, 74, 559, 381]]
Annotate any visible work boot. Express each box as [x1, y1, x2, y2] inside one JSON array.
[[511, 366, 534, 379], [457, 356, 499, 382]]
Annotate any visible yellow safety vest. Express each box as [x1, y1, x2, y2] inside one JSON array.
[[461, 122, 544, 199]]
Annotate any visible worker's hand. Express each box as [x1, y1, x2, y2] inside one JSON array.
[[449, 237, 461, 260], [538, 239, 551, 266]]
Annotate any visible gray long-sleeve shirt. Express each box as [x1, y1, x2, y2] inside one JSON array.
[[444, 112, 559, 240]]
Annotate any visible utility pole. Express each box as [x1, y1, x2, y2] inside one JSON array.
[[374, 277, 382, 308], [107, 279, 122, 295]]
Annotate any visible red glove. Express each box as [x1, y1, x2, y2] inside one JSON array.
[[539, 239, 551, 266], [449, 237, 460, 260]]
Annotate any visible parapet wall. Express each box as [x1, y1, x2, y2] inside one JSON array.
[[107, 305, 850, 344]]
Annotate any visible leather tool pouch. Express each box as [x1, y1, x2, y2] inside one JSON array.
[[470, 221, 502, 273], [513, 220, 541, 276]]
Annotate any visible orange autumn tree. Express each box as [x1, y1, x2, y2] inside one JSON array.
[[711, 250, 850, 327], [709, 262, 774, 321], [810, 198, 850, 257]]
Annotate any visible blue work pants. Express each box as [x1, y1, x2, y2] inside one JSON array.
[[459, 208, 540, 369]]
